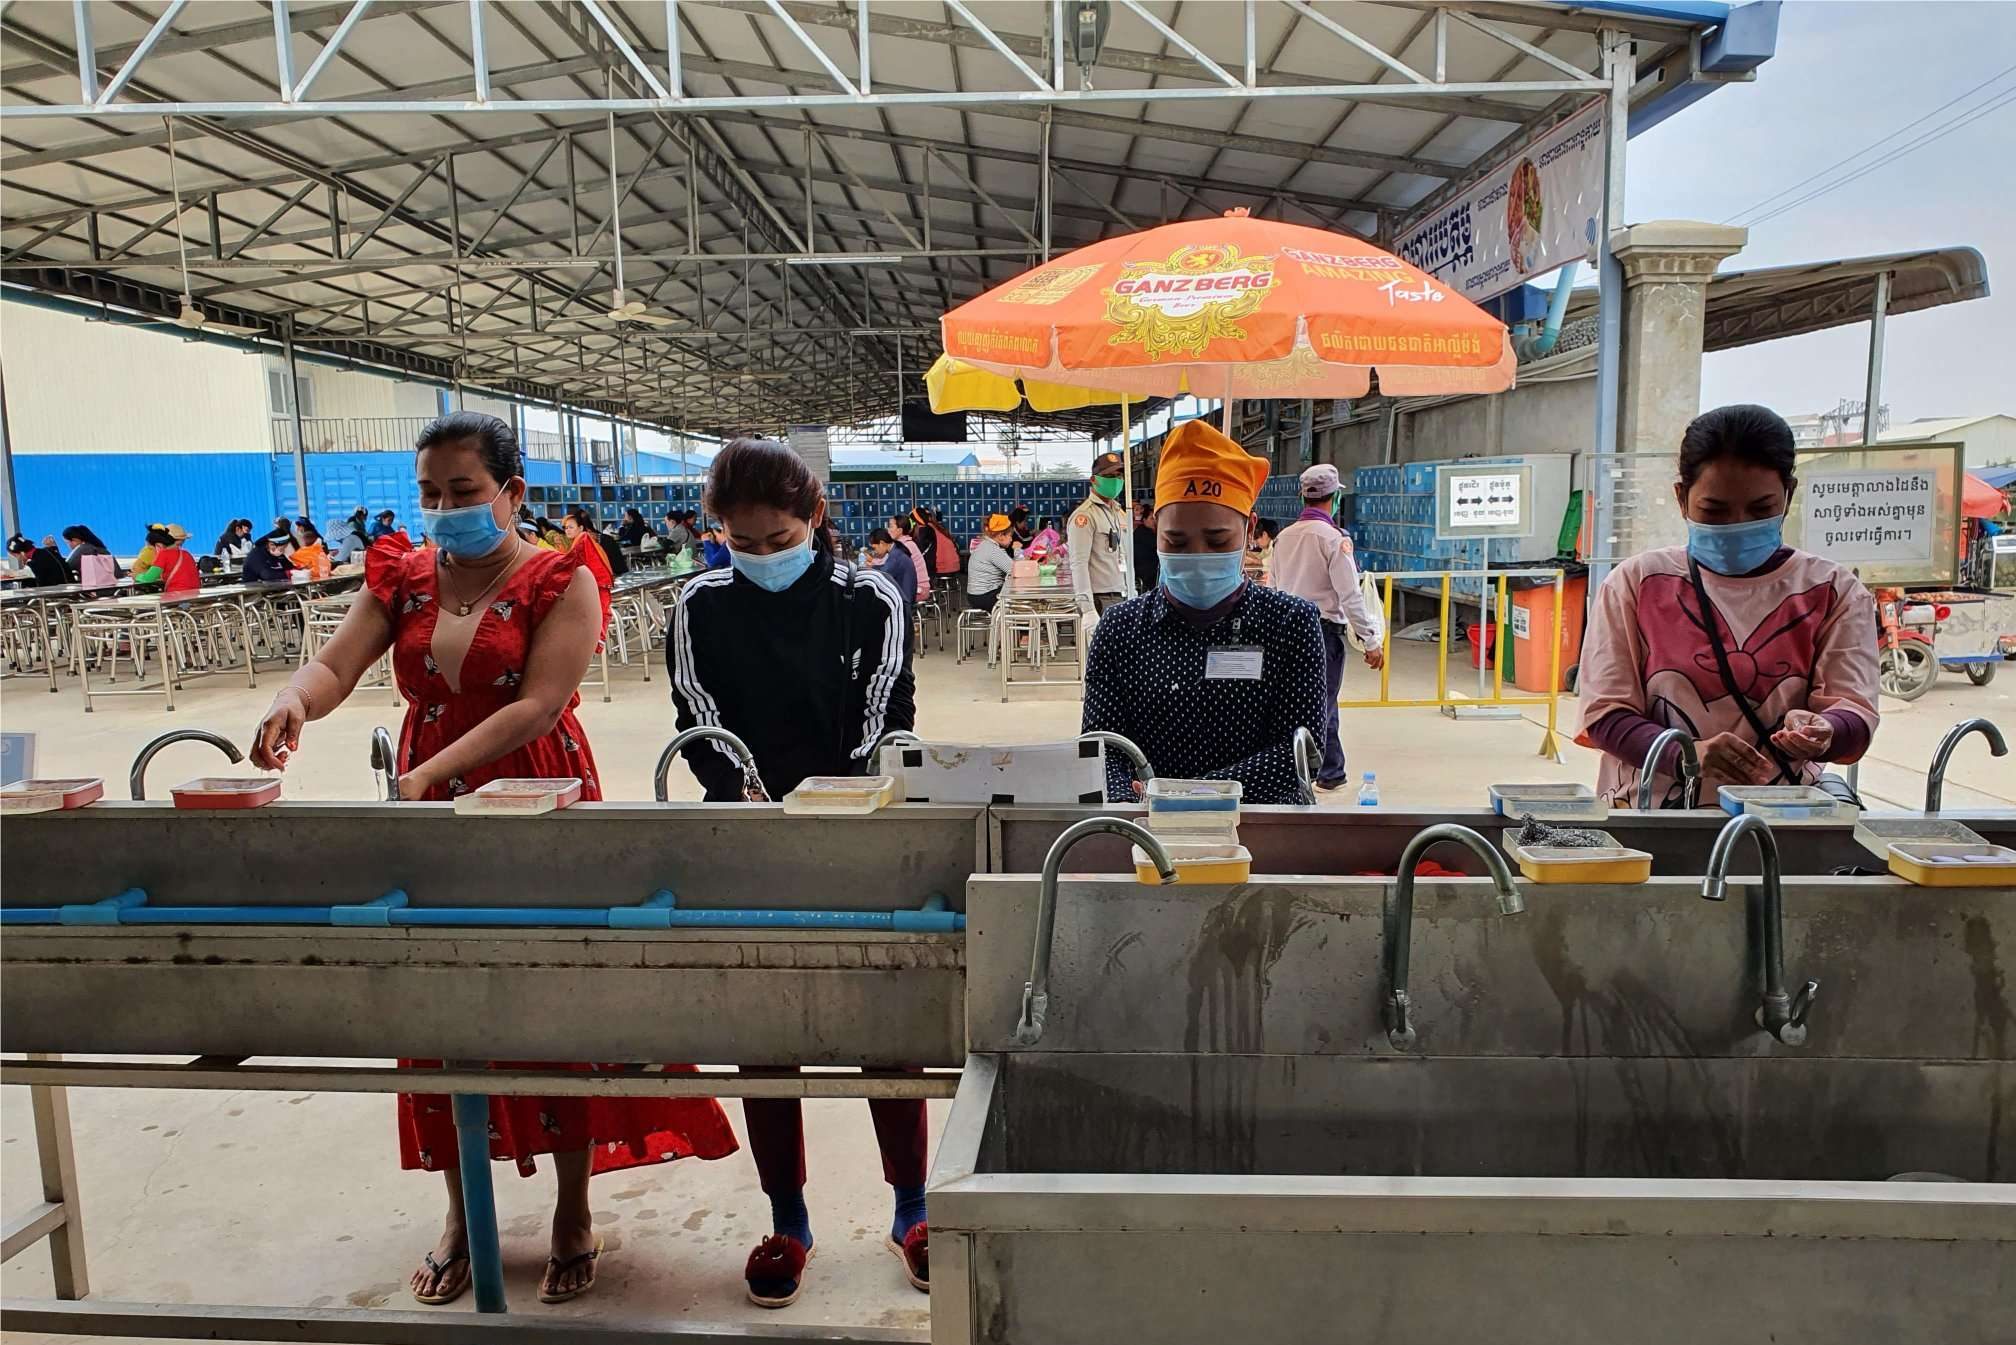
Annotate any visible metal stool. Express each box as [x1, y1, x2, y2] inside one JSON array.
[[955, 608, 993, 663]]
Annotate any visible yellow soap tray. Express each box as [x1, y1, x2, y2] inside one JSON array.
[[1499, 830, 1652, 885], [1885, 842, 2016, 887], [1134, 842, 1252, 886], [781, 774, 897, 816]]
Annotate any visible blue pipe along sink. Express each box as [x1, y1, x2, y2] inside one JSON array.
[[5, 796, 2013, 1334]]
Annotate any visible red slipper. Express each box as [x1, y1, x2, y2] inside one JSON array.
[[885, 1222, 928, 1292], [745, 1234, 812, 1309]]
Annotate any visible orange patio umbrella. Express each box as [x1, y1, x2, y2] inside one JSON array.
[[940, 208, 1514, 426]]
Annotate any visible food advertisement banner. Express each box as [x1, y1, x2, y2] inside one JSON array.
[[1395, 100, 1606, 303]]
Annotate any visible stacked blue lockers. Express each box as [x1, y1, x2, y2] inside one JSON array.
[[527, 473, 1351, 547], [1353, 458, 1526, 597]]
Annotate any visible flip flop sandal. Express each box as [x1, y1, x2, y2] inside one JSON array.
[[411, 1250, 471, 1306], [745, 1234, 814, 1309], [538, 1235, 605, 1305], [885, 1223, 929, 1293]]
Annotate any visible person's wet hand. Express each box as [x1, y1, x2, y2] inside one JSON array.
[[397, 771, 434, 802], [1130, 780, 1146, 800], [1771, 708, 1834, 760], [1362, 645, 1385, 670], [250, 689, 306, 770], [1697, 731, 1775, 789]]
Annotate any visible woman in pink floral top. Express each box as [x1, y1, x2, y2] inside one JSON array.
[[1577, 405, 1880, 807], [250, 413, 736, 1307]]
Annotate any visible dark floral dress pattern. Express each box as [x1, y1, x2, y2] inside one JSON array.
[[365, 537, 739, 1176]]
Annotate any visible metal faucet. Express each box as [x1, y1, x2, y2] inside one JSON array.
[[1382, 824, 1523, 1051], [1637, 728, 1702, 810], [1702, 812, 1817, 1046], [1924, 717, 2007, 813], [867, 729, 925, 769], [129, 729, 242, 801], [656, 726, 769, 802], [370, 727, 399, 802], [1077, 731, 1155, 788], [1291, 726, 1320, 806], [1015, 818, 1177, 1046]]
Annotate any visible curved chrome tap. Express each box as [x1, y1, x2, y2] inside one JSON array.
[[370, 727, 399, 802], [656, 726, 769, 802], [129, 729, 242, 801], [1077, 731, 1155, 789], [1382, 823, 1523, 1051], [1291, 726, 1321, 806], [1015, 818, 1176, 1046], [1703, 812, 1816, 1046], [1924, 717, 2007, 813], [1637, 728, 1702, 811], [867, 729, 925, 768]]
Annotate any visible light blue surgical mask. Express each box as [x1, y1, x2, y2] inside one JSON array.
[[1686, 514, 1784, 576], [730, 535, 815, 592], [421, 490, 510, 560], [1159, 550, 1246, 610]]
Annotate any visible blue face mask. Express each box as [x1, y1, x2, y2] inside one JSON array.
[[1687, 514, 1784, 576], [421, 490, 510, 560], [1159, 550, 1246, 610], [730, 535, 815, 592]]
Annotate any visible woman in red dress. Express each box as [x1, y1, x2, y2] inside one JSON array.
[[250, 412, 737, 1306]]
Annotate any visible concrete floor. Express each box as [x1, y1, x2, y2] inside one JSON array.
[[3, 631, 2009, 1341]]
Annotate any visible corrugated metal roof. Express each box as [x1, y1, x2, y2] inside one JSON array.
[[1879, 414, 2016, 441], [0, 2, 1756, 434]]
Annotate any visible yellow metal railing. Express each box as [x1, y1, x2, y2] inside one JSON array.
[[1340, 567, 1568, 759]]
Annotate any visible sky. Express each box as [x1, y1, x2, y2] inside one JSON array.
[[535, 2, 2015, 470], [962, 2, 2016, 467], [1626, 0, 2015, 425]]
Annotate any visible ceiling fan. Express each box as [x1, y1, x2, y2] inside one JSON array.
[[555, 107, 682, 330], [151, 116, 262, 338], [604, 289, 682, 327]]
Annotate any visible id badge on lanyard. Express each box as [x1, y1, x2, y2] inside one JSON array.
[[1203, 617, 1263, 680]]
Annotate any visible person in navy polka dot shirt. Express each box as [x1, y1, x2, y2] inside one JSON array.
[[1081, 420, 1327, 804]]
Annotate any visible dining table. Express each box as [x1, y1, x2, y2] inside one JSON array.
[[74, 571, 364, 711]]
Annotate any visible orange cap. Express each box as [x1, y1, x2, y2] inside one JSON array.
[[985, 513, 1013, 533], [1154, 419, 1268, 518]]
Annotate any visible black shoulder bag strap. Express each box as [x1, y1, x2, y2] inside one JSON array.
[[1686, 556, 1798, 786]]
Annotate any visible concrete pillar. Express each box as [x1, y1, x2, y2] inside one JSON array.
[[1611, 220, 1748, 461]]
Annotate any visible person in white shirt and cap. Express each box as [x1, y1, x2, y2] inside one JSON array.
[[1269, 463, 1385, 791], [1067, 450, 1131, 617]]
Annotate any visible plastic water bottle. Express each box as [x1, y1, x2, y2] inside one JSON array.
[[1356, 772, 1380, 808]]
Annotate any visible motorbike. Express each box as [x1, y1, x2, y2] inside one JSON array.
[[1874, 586, 1945, 701]]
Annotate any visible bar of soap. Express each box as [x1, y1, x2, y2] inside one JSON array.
[[171, 777, 282, 809], [453, 778, 583, 815], [0, 778, 104, 814]]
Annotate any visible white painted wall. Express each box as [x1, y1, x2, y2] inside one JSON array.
[[294, 361, 403, 420], [2, 302, 269, 454]]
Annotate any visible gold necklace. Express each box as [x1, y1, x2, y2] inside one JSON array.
[[439, 545, 520, 616]]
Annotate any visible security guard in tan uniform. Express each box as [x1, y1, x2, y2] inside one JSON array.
[[1068, 450, 1131, 616]]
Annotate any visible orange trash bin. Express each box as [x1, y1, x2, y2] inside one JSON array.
[[1508, 573, 1587, 694]]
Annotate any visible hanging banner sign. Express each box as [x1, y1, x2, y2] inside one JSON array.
[[1394, 100, 1606, 303]]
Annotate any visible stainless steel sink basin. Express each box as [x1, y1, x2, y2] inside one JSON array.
[[929, 1054, 2016, 1345], [970, 1050, 2011, 1182], [933, 873, 2016, 1344]]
